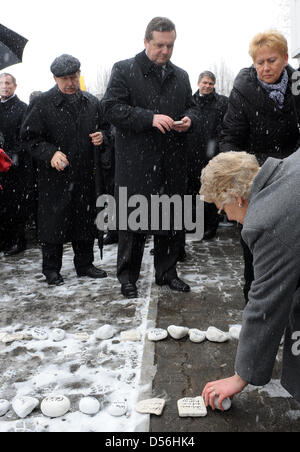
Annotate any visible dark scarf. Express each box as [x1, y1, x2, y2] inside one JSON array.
[[257, 68, 288, 109]]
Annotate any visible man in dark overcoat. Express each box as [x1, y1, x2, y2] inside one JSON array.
[[102, 17, 198, 298], [187, 71, 228, 240], [0, 73, 30, 255], [21, 55, 108, 286]]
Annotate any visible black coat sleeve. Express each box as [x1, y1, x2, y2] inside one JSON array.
[[219, 89, 250, 153]]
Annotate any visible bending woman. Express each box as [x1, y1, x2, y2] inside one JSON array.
[[200, 151, 300, 410]]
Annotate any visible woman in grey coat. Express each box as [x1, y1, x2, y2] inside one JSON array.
[[200, 150, 300, 410]]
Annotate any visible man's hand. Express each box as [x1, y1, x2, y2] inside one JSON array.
[[90, 132, 103, 147], [202, 374, 248, 411], [172, 116, 192, 133], [51, 151, 69, 172], [153, 114, 174, 134]]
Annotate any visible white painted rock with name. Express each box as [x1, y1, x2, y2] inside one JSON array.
[[12, 397, 39, 419], [108, 400, 128, 417], [206, 327, 230, 343], [215, 396, 232, 411], [167, 325, 189, 340], [31, 328, 49, 341], [177, 397, 207, 418], [120, 329, 141, 342], [188, 329, 206, 343], [52, 329, 66, 342], [79, 397, 100, 415], [229, 325, 242, 340], [41, 395, 71, 418], [135, 398, 165, 416], [2, 333, 24, 343], [147, 328, 168, 342], [0, 400, 10, 417], [95, 325, 116, 340]]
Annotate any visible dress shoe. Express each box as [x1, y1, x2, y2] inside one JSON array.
[[45, 272, 64, 286], [4, 241, 27, 256], [156, 276, 191, 293], [77, 265, 107, 279], [121, 283, 138, 299]]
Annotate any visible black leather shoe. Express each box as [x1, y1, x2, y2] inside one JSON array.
[[77, 265, 107, 279], [45, 272, 64, 286], [4, 241, 27, 256], [121, 283, 138, 299], [156, 276, 191, 293]]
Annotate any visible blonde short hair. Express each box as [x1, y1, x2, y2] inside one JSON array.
[[200, 152, 260, 208], [249, 30, 288, 61]]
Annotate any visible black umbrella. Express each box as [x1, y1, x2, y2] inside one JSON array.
[[0, 24, 28, 70]]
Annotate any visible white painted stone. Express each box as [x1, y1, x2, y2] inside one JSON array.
[[73, 332, 90, 341], [206, 327, 230, 343], [2, 333, 24, 343], [229, 325, 242, 340], [79, 397, 100, 415], [177, 397, 207, 418], [95, 325, 116, 340], [41, 395, 71, 418], [147, 328, 168, 342], [188, 329, 206, 343], [31, 328, 49, 341], [12, 397, 39, 419], [215, 396, 232, 411], [135, 398, 165, 416], [0, 332, 8, 341], [52, 329, 66, 342], [120, 329, 141, 342], [108, 400, 128, 417], [0, 400, 10, 417], [167, 325, 189, 340]]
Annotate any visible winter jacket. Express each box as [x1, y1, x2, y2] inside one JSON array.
[[220, 65, 300, 164]]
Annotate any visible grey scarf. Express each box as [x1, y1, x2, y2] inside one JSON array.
[[258, 68, 289, 109]]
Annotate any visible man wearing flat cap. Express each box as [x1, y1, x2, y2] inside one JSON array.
[[21, 54, 108, 286]]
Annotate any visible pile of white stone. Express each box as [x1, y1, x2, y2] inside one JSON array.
[[147, 325, 242, 343]]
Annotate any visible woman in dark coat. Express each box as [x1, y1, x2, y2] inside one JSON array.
[[220, 31, 300, 302], [201, 150, 300, 410], [21, 55, 108, 285]]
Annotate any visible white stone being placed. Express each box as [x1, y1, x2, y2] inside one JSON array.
[[135, 398, 166, 416], [229, 325, 242, 340], [51, 329, 66, 342], [147, 328, 168, 342], [214, 396, 232, 411], [188, 329, 206, 344], [12, 397, 39, 419], [206, 327, 230, 343], [120, 329, 141, 342], [41, 395, 71, 418], [177, 397, 207, 418], [167, 325, 189, 340], [31, 327, 49, 341], [0, 400, 10, 417], [95, 325, 116, 340], [79, 397, 100, 415], [108, 400, 128, 417]]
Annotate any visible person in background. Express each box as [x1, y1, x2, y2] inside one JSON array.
[[21, 55, 108, 286], [0, 73, 30, 255], [219, 30, 300, 303], [201, 150, 300, 410], [186, 70, 228, 241]]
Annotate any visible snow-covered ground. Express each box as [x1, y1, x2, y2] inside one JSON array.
[[0, 241, 155, 432]]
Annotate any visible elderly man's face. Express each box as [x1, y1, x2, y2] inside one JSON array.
[[198, 77, 215, 95], [54, 72, 81, 95], [144, 30, 176, 66], [0, 75, 17, 100]]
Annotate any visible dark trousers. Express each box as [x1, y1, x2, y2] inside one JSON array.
[[240, 236, 254, 304], [42, 241, 94, 276], [117, 231, 184, 285]]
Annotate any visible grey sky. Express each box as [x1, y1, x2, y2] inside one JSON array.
[[1, 0, 291, 102]]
